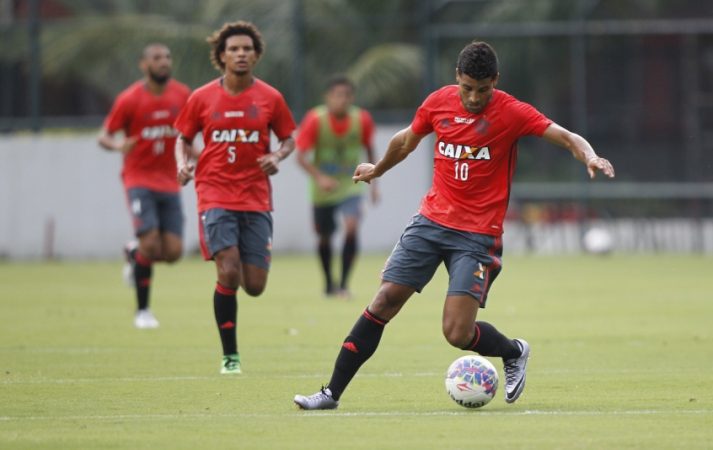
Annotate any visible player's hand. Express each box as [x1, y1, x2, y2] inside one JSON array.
[[257, 153, 280, 176], [177, 163, 195, 186], [118, 136, 139, 154], [586, 156, 615, 179], [316, 174, 339, 193], [353, 163, 377, 184]]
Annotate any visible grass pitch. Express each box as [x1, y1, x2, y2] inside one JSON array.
[[1, 253, 712, 449]]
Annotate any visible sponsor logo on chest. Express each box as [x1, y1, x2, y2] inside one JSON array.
[[141, 125, 178, 140], [437, 141, 491, 160], [211, 129, 260, 143]]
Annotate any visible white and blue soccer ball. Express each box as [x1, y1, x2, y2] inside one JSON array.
[[445, 355, 499, 408]]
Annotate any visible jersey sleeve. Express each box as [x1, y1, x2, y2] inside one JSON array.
[[410, 93, 436, 135], [173, 92, 202, 140], [510, 99, 553, 137], [270, 94, 297, 141], [360, 109, 375, 148], [295, 110, 320, 153], [103, 92, 132, 134]]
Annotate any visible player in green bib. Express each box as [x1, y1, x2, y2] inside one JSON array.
[[296, 75, 379, 298]]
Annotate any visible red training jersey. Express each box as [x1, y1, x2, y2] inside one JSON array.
[[174, 78, 296, 212], [103, 79, 190, 193], [295, 108, 374, 152], [411, 86, 552, 236]]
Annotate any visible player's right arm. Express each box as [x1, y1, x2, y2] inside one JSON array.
[[353, 126, 425, 184], [175, 135, 195, 186], [97, 128, 137, 154], [295, 110, 339, 192]]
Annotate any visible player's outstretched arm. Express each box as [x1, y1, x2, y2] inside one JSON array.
[[353, 126, 425, 184], [175, 135, 195, 186], [542, 123, 615, 179]]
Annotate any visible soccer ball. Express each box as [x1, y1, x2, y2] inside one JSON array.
[[445, 355, 498, 408], [583, 227, 613, 254]]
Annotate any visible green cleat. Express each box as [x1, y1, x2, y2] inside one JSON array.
[[221, 354, 241, 375]]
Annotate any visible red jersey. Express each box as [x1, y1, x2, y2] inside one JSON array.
[[103, 79, 190, 193], [174, 78, 296, 212], [296, 108, 374, 152], [411, 86, 552, 236]]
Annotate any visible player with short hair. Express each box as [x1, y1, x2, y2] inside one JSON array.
[[98, 43, 191, 329], [174, 21, 296, 374], [294, 41, 615, 409], [296, 75, 379, 299]]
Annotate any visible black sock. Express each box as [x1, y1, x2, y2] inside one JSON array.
[[133, 251, 152, 311], [462, 321, 520, 360], [327, 309, 388, 400], [318, 236, 334, 293], [340, 235, 358, 290], [214, 283, 238, 356]]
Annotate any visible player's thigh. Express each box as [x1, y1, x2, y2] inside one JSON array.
[[199, 208, 240, 261], [368, 281, 416, 321], [214, 246, 242, 288], [444, 233, 503, 308], [381, 215, 443, 293], [442, 294, 480, 344], [313, 203, 337, 236], [126, 187, 160, 237], [160, 232, 183, 263], [338, 196, 362, 235], [236, 212, 273, 291], [156, 192, 184, 240]]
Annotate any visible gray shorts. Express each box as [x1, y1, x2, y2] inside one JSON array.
[[382, 214, 503, 307], [125, 187, 183, 237], [199, 209, 273, 269], [313, 195, 362, 235]]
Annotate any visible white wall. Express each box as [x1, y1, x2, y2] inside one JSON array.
[[0, 126, 431, 259]]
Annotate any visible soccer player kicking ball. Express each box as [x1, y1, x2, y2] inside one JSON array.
[[99, 43, 191, 329], [294, 41, 615, 409], [174, 21, 296, 375]]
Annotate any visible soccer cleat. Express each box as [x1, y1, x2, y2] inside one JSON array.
[[221, 354, 242, 374], [294, 387, 339, 410], [503, 339, 530, 403], [134, 309, 159, 329], [122, 240, 138, 287]]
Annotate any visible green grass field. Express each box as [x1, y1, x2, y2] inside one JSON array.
[[1, 253, 712, 449]]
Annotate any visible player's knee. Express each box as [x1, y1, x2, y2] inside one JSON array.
[[163, 245, 182, 263], [143, 244, 162, 261], [163, 251, 182, 264], [242, 280, 266, 297], [442, 321, 471, 348], [218, 265, 241, 288]]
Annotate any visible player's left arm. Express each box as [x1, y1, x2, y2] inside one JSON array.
[[542, 123, 615, 179], [257, 135, 295, 176], [362, 111, 380, 204]]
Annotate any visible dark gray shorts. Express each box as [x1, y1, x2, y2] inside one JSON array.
[[199, 209, 273, 270], [125, 187, 183, 237], [313, 195, 362, 235], [382, 214, 503, 307]]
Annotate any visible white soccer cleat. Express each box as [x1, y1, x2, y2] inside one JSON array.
[[134, 309, 159, 329], [503, 339, 530, 403], [294, 387, 339, 410]]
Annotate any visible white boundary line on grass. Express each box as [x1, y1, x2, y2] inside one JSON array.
[[0, 373, 437, 385], [0, 409, 711, 422]]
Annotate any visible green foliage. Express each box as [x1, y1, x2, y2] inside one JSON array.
[[1, 254, 712, 449]]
